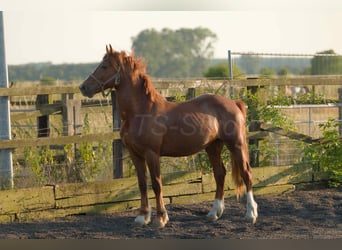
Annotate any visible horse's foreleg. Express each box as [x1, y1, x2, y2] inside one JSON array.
[[130, 152, 151, 226], [145, 150, 169, 228], [205, 141, 226, 221]]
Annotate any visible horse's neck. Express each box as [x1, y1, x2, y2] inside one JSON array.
[[116, 78, 164, 120]]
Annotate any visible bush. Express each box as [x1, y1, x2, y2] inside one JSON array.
[[204, 63, 245, 79], [40, 77, 57, 85], [302, 118, 342, 187]]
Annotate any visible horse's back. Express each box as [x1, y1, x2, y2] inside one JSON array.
[[189, 94, 244, 119], [190, 94, 247, 141], [157, 94, 245, 155]]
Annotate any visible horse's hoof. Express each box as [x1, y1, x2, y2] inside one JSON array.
[[206, 199, 224, 221], [245, 202, 258, 224], [245, 214, 257, 224], [153, 212, 169, 228], [134, 215, 151, 226], [206, 213, 219, 221]]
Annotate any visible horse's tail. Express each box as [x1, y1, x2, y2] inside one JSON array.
[[231, 100, 249, 197], [235, 100, 247, 120]]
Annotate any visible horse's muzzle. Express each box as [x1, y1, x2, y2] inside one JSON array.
[[79, 83, 94, 98]]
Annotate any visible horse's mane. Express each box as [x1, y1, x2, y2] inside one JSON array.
[[107, 49, 161, 103]]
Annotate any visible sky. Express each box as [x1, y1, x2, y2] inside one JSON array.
[[1, 0, 342, 65]]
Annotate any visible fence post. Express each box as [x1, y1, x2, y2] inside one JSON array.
[[187, 87, 196, 100], [62, 93, 82, 181], [247, 84, 261, 167], [0, 11, 13, 189], [36, 94, 50, 137], [339, 88, 342, 136], [228, 50, 233, 80], [62, 93, 82, 134], [227, 50, 234, 98], [112, 91, 123, 178], [62, 93, 74, 136]]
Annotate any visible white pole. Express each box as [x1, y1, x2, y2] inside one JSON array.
[[228, 50, 233, 98], [228, 50, 233, 80], [0, 11, 13, 189]]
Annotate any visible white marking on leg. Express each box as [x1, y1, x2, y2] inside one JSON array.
[[207, 199, 225, 221], [163, 209, 169, 224], [157, 209, 169, 228], [134, 206, 152, 226], [246, 191, 258, 224], [134, 215, 147, 226]]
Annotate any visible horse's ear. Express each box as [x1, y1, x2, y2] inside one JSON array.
[[106, 44, 113, 54]]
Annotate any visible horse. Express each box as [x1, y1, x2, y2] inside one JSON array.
[[79, 45, 258, 227]]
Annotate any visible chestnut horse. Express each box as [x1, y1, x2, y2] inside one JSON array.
[[79, 45, 258, 227]]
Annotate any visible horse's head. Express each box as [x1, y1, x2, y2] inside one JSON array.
[[79, 45, 121, 98]]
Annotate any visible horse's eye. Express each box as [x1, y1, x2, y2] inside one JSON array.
[[101, 65, 107, 70]]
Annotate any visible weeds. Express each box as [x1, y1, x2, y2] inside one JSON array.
[[21, 111, 112, 186]]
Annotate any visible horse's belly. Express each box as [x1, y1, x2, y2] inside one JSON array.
[[160, 131, 216, 157], [159, 114, 219, 156], [160, 143, 205, 157]]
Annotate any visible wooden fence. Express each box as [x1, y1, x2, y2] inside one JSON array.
[[1, 77, 342, 178], [0, 77, 340, 222], [0, 165, 329, 223]]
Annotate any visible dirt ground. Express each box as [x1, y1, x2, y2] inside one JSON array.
[[0, 185, 341, 239]]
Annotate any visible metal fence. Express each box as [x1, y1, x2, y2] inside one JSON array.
[[226, 50, 342, 166], [228, 51, 342, 78]]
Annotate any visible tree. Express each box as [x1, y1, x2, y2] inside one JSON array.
[[131, 27, 217, 78], [8, 62, 98, 82], [259, 67, 274, 79], [311, 49, 342, 75], [204, 63, 244, 79], [236, 55, 261, 75], [277, 67, 289, 77]]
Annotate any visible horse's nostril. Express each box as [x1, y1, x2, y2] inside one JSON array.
[[79, 84, 88, 95]]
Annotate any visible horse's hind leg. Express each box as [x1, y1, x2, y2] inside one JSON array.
[[230, 143, 258, 224], [205, 140, 226, 221], [244, 162, 258, 224]]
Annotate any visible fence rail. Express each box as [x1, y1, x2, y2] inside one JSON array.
[[0, 132, 120, 149], [231, 51, 342, 57], [2, 76, 342, 98]]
